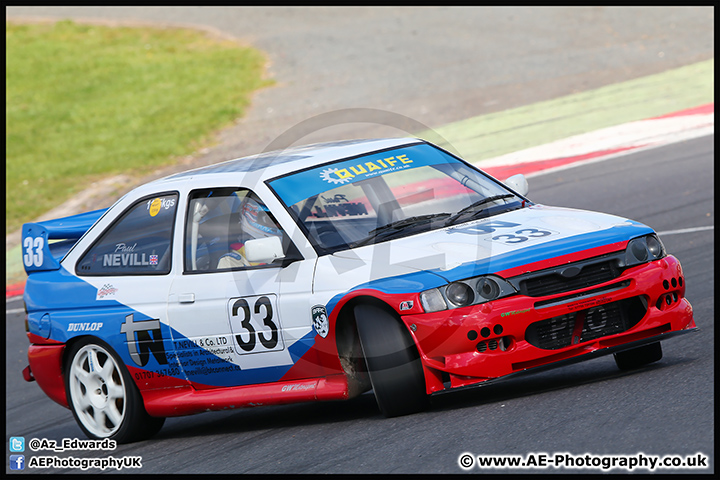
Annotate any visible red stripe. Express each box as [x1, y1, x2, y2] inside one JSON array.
[[482, 146, 639, 180], [651, 103, 714, 119], [6, 281, 26, 298]]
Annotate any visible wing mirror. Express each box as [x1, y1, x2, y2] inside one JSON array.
[[504, 174, 529, 196], [244, 236, 285, 264]]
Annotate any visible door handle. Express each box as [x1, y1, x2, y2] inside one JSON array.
[[178, 293, 195, 304]]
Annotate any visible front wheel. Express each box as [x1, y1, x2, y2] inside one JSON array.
[[65, 339, 164, 443], [354, 304, 428, 417], [613, 342, 663, 371]]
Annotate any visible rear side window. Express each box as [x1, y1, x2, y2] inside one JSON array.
[[76, 193, 178, 275]]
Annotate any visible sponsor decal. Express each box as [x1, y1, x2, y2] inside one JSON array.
[[102, 252, 153, 267], [311, 305, 329, 338], [96, 283, 118, 300], [120, 314, 168, 367], [567, 296, 613, 312], [312, 202, 368, 218], [399, 300, 414, 311], [320, 154, 413, 185], [147, 197, 176, 217], [500, 308, 531, 317], [148, 198, 162, 217], [314, 193, 369, 217], [269, 144, 459, 207], [114, 242, 137, 253], [268, 144, 467, 210], [321, 193, 349, 203], [68, 322, 104, 332], [281, 383, 315, 392]]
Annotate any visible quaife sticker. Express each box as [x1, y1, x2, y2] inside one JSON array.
[[312, 305, 329, 338], [268, 143, 461, 207], [319, 154, 413, 185]]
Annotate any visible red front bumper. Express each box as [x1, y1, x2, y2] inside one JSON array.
[[403, 255, 696, 393]]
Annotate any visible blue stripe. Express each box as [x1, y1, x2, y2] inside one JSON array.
[[325, 270, 447, 316], [434, 221, 654, 281], [323, 222, 653, 315], [25, 268, 316, 388]]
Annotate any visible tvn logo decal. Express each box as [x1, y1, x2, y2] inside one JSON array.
[[120, 314, 168, 367]]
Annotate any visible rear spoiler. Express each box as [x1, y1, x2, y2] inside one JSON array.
[[21, 208, 108, 273]]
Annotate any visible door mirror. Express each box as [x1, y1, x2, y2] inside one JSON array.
[[504, 174, 529, 196], [244, 236, 285, 264]]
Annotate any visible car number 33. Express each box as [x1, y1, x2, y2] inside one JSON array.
[[228, 295, 284, 354], [450, 220, 556, 244], [23, 236, 45, 267]]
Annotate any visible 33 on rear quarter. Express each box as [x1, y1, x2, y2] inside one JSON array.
[[21, 138, 696, 442]]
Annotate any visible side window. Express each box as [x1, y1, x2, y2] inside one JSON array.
[[185, 188, 294, 273], [76, 193, 178, 275]]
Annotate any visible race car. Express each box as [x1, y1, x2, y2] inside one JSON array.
[[21, 138, 696, 442]]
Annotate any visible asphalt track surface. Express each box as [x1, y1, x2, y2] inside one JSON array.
[[5, 136, 714, 474]]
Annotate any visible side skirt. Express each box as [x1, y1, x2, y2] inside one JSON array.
[[142, 374, 350, 417]]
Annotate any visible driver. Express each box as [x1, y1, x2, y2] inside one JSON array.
[[217, 195, 283, 269]]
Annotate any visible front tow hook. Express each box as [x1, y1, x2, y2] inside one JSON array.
[[22, 365, 35, 382]]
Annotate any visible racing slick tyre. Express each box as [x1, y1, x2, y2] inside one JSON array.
[[65, 338, 165, 443], [613, 342, 663, 371], [354, 304, 429, 418]]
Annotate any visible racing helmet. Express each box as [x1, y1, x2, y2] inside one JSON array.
[[240, 196, 282, 239]]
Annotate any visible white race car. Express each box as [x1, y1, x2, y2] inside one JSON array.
[[22, 138, 696, 442]]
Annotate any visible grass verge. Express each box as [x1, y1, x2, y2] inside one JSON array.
[[6, 20, 273, 233]]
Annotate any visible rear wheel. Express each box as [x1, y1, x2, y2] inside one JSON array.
[[613, 342, 663, 371], [354, 304, 428, 417], [65, 339, 165, 443]]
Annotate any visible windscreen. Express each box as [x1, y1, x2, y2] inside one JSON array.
[[267, 143, 524, 253]]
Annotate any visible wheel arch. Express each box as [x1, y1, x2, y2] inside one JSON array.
[[62, 334, 165, 442], [333, 295, 419, 399], [61, 334, 93, 377]]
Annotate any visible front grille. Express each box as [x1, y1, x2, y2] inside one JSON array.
[[579, 301, 627, 342], [525, 296, 647, 350], [525, 313, 576, 350], [512, 254, 623, 298]]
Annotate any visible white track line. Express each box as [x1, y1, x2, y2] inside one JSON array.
[[524, 131, 714, 179], [657, 226, 714, 236]]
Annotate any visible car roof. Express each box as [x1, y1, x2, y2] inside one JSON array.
[[153, 137, 425, 187]]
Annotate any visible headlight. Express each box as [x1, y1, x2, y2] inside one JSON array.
[[446, 282, 474, 307], [420, 275, 516, 312], [625, 234, 666, 267], [646, 235, 664, 258], [477, 277, 501, 301]]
